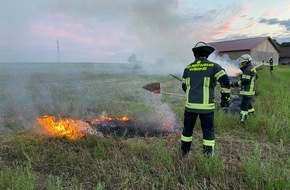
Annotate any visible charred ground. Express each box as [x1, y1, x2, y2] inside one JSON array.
[[0, 64, 289, 189]]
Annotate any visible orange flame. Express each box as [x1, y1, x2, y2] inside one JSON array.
[[37, 115, 131, 140], [229, 68, 241, 77], [89, 115, 130, 124], [116, 116, 130, 122], [37, 115, 89, 140]]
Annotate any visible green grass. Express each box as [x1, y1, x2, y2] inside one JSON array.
[[0, 64, 289, 189]]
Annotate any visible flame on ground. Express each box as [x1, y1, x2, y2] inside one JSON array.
[[89, 115, 130, 124], [37, 115, 131, 140], [37, 115, 90, 140]]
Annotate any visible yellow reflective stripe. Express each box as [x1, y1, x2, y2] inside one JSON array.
[[240, 110, 248, 115], [186, 78, 190, 87], [185, 78, 190, 98], [182, 78, 186, 83], [185, 102, 215, 110], [221, 88, 230, 93], [203, 77, 210, 104], [181, 135, 192, 142], [240, 91, 255, 95], [214, 70, 226, 80], [249, 77, 255, 92], [242, 74, 251, 79], [248, 108, 255, 112], [240, 75, 255, 95], [203, 139, 215, 146], [251, 68, 257, 73]]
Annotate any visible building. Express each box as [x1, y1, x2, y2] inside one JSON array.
[[279, 46, 290, 65], [209, 36, 280, 65]]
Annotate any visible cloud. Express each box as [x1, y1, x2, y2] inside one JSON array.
[[2, 0, 250, 63], [263, 10, 276, 18], [185, 3, 251, 42], [37, 0, 191, 62], [1, 0, 289, 62], [259, 18, 290, 30]]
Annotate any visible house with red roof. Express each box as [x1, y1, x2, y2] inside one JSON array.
[[209, 36, 280, 66]]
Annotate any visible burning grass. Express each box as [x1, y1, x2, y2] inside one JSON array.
[[37, 114, 179, 140], [0, 64, 289, 189], [37, 115, 90, 140]]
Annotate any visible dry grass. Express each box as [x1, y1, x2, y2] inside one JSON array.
[[0, 63, 289, 189]]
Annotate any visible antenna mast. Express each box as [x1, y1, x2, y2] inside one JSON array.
[[57, 37, 60, 62]]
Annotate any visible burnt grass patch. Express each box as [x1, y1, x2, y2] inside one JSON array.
[[91, 120, 181, 139]]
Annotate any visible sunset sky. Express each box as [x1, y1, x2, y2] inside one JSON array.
[[0, 0, 289, 63]]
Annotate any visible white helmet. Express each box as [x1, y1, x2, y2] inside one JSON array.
[[236, 54, 252, 63]]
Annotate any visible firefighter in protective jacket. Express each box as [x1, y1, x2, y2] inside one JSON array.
[[231, 54, 257, 123], [269, 57, 274, 73], [181, 42, 231, 156]]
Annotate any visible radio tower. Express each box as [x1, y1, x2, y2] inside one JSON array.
[[57, 37, 60, 62]]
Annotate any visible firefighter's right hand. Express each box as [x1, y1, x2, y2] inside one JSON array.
[[220, 100, 230, 108], [230, 82, 239, 87]]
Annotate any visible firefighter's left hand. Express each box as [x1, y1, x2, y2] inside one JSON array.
[[220, 93, 230, 107]]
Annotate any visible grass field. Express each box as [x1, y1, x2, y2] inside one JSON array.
[[0, 63, 289, 189]]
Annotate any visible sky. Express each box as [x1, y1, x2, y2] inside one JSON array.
[[0, 0, 290, 63]]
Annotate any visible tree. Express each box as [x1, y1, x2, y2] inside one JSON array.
[[128, 54, 137, 63], [280, 42, 290, 47]]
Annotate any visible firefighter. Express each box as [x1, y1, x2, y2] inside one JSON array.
[[181, 42, 231, 156], [269, 57, 274, 73], [231, 54, 257, 123]]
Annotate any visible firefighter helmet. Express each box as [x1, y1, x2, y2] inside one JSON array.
[[192, 42, 215, 55], [236, 54, 252, 63]]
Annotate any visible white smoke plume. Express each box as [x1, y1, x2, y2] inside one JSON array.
[[48, 0, 243, 76], [209, 52, 241, 77]]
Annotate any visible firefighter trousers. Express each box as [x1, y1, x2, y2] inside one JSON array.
[[240, 95, 254, 121], [181, 111, 215, 155]]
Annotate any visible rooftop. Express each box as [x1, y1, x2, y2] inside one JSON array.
[[209, 36, 280, 53]]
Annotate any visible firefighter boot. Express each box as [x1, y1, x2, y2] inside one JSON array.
[[181, 141, 191, 156], [240, 113, 247, 123], [203, 145, 214, 156]]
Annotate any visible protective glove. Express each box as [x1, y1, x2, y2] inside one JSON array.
[[220, 93, 230, 108], [230, 82, 237, 87]]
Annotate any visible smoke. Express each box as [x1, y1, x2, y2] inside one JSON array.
[[0, 61, 183, 134], [64, 0, 239, 76], [0, 1, 241, 134], [138, 93, 182, 132], [209, 52, 241, 76], [129, 51, 240, 77], [42, 0, 194, 68], [1, 0, 246, 66]]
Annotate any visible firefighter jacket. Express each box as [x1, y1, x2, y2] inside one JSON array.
[[182, 57, 231, 113], [269, 58, 273, 66], [233, 63, 257, 96]]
